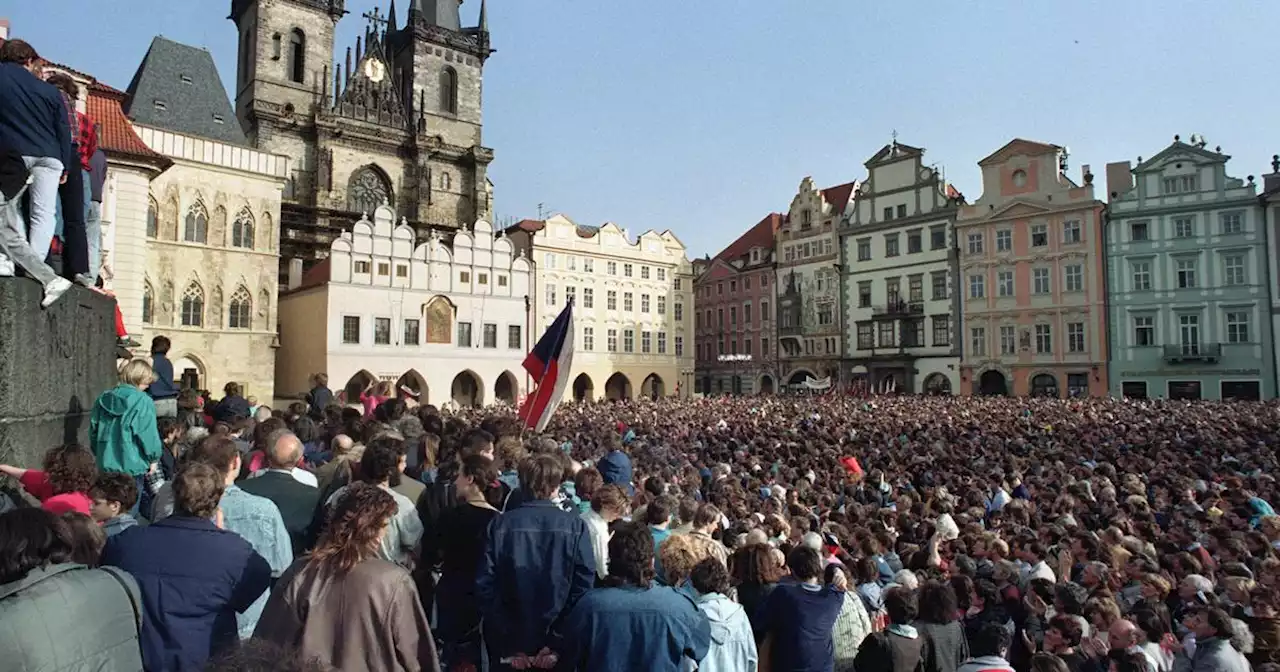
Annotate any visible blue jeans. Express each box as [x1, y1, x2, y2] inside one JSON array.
[[20, 156, 62, 262]]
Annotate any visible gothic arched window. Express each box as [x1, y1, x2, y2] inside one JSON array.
[[184, 202, 208, 243], [147, 197, 158, 238], [439, 67, 457, 114], [142, 283, 155, 324], [228, 286, 253, 329], [180, 282, 204, 327], [288, 29, 306, 84], [232, 208, 255, 249], [347, 166, 392, 215]]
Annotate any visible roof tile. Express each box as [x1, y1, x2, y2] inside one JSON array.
[[711, 212, 783, 266], [86, 88, 168, 164]]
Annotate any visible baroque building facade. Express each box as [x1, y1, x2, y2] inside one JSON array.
[[775, 178, 857, 390], [692, 213, 781, 396], [1105, 138, 1273, 400], [276, 205, 530, 407], [504, 215, 695, 401], [841, 141, 963, 395], [1265, 157, 1280, 397], [229, 0, 495, 285], [956, 139, 1108, 397]]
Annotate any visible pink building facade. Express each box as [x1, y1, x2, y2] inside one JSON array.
[[956, 139, 1109, 397]]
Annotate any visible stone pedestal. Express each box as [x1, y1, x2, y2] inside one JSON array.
[[0, 278, 117, 468]]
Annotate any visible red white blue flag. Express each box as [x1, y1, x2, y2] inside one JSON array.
[[518, 299, 575, 432]]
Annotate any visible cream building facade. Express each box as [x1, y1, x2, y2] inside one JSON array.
[[276, 205, 531, 407], [505, 215, 695, 401], [841, 141, 963, 394]]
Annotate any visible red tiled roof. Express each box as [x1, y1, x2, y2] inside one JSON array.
[[514, 218, 544, 232], [86, 85, 169, 165], [821, 180, 859, 213], [946, 184, 965, 201], [712, 212, 783, 265]]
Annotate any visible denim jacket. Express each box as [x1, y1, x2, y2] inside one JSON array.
[[475, 499, 596, 657]]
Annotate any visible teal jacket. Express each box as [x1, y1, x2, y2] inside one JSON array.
[[90, 384, 162, 476]]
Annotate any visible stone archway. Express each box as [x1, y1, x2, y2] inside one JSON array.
[[450, 370, 484, 407], [343, 369, 376, 404], [1031, 373, 1060, 398], [395, 369, 428, 404], [758, 374, 775, 395], [572, 373, 594, 401], [494, 370, 518, 405], [923, 373, 952, 395], [786, 369, 816, 387], [604, 372, 632, 401], [640, 373, 665, 400], [170, 355, 206, 392], [978, 369, 1008, 396]]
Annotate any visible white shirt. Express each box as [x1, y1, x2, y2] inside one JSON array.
[[251, 467, 318, 488], [581, 508, 610, 579], [326, 483, 422, 567]]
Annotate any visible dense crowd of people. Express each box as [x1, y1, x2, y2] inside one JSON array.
[[2, 351, 1279, 672]]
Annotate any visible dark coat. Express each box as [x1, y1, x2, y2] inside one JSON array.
[[0, 63, 73, 167], [237, 471, 321, 556], [102, 516, 273, 671]]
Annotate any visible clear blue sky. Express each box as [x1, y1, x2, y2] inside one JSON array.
[[8, 0, 1278, 257]]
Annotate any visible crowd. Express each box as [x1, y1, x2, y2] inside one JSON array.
[[1, 351, 1279, 672]]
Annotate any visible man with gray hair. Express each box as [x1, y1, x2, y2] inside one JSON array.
[[238, 429, 320, 555]]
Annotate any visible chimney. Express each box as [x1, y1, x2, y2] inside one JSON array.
[[0, 19, 10, 41], [288, 258, 304, 291], [1265, 154, 1280, 194], [1106, 161, 1134, 199]]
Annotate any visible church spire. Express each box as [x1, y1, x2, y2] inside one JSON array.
[[478, 0, 488, 33], [387, 0, 398, 31]]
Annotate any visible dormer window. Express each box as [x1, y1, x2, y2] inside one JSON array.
[[212, 114, 225, 124], [153, 99, 167, 111], [751, 249, 760, 263], [180, 75, 193, 85]]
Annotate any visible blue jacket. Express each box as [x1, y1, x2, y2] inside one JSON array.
[[148, 353, 180, 400], [101, 517, 273, 671], [475, 499, 596, 657], [598, 450, 634, 495], [559, 584, 711, 672], [0, 63, 73, 168]]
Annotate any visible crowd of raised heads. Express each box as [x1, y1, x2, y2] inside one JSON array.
[[1, 360, 1278, 672]]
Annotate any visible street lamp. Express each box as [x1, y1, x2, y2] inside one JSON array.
[[717, 353, 753, 395]]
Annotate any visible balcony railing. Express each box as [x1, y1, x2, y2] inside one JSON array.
[[871, 301, 924, 318], [1162, 343, 1222, 363]]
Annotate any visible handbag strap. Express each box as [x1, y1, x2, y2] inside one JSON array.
[[100, 565, 143, 635]]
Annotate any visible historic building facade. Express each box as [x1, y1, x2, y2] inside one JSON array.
[[956, 139, 1108, 397], [775, 178, 857, 390], [1264, 157, 1280, 397], [504, 215, 695, 401], [1105, 138, 1273, 400], [228, 0, 495, 285], [276, 205, 531, 407], [692, 213, 781, 396], [841, 141, 963, 394]]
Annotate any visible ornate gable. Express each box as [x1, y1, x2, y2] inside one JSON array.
[[978, 138, 1061, 167]]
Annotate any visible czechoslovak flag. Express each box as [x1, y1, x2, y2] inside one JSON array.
[[518, 299, 575, 432]]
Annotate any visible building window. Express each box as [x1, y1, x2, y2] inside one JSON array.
[[146, 197, 159, 238], [624, 292, 633, 312], [623, 329, 634, 353], [1133, 315, 1155, 346], [565, 286, 576, 306], [907, 231, 922, 254], [439, 66, 458, 113], [545, 284, 556, 306], [1032, 268, 1050, 295], [1122, 381, 1148, 399], [857, 238, 871, 261], [1226, 311, 1250, 343], [374, 317, 391, 345], [717, 309, 724, 328], [1062, 219, 1081, 244], [657, 268, 666, 281], [342, 315, 360, 344], [896, 204, 908, 218], [675, 277, 683, 289], [852, 280, 870, 308], [878, 322, 895, 348], [967, 233, 983, 255], [1000, 325, 1016, 355], [885, 234, 900, 257], [347, 165, 393, 214], [498, 275, 508, 287], [623, 264, 633, 278], [404, 319, 420, 345], [1035, 324, 1052, 354], [1030, 224, 1048, 247], [1173, 216, 1195, 238], [1162, 175, 1198, 194], [232, 208, 255, 248], [508, 325, 522, 349], [908, 275, 923, 303], [543, 253, 556, 269], [457, 321, 472, 347], [995, 229, 1012, 252], [641, 294, 650, 313], [675, 335, 684, 357], [817, 303, 833, 326], [582, 326, 593, 351], [886, 278, 900, 305], [398, 265, 410, 279], [1223, 253, 1245, 286], [1176, 258, 1197, 289], [968, 274, 985, 299], [607, 261, 617, 275], [970, 327, 986, 356], [657, 296, 666, 315], [583, 258, 594, 273], [1067, 322, 1085, 353], [288, 29, 305, 83], [183, 203, 208, 243], [904, 318, 925, 348], [641, 331, 651, 354], [931, 271, 947, 300], [882, 206, 893, 221], [459, 271, 471, 284], [377, 263, 390, 276], [582, 287, 594, 308], [483, 323, 498, 348], [228, 287, 252, 329], [1131, 261, 1152, 291], [1130, 221, 1150, 241], [142, 283, 154, 324], [761, 300, 769, 321], [1064, 264, 1083, 292], [931, 315, 950, 346], [607, 329, 618, 352], [856, 323, 873, 350], [1220, 212, 1243, 234], [997, 271, 1014, 297], [640, 266, 650, 280], [1179, 314, 1200, 353], [180, 282, 204, 326], [565, 255, 576, 271], [930, 225, 947, 250]]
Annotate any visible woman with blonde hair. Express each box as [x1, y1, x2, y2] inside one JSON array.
[[255, 482, 437, 670], [89, 359, 162, 514]]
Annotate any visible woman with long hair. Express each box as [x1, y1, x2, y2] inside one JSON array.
[[425, 453, 500, 671], [728, 542, 785, 632], [255, 482, 437, 671], [916, 579, 970, 672]]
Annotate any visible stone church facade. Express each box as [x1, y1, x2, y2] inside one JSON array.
[[229, 0, 495, 285]]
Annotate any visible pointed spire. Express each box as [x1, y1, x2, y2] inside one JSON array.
[[356, 34, 363, 59], [388, 0, 398, 31], [344, 46, 352, 84], [478, 0, 488, 33], [333, 62, 341, 105]]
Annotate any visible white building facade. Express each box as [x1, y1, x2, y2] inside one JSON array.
[[841, 142, 962, 394], [506, 214, 695, 401], [275, 205, 532, 407]]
